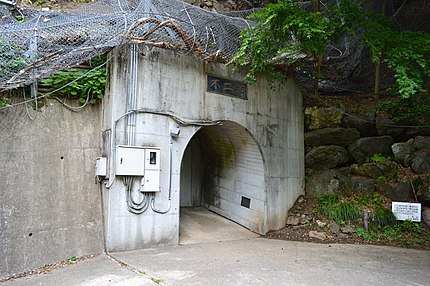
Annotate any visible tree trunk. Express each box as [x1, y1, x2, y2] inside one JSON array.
[[310, 0, 320, 12], [313, 54, 323, 96], [311, 0, 321, 96], [374, 55, 381, 99], [373, 0, 387, 98]]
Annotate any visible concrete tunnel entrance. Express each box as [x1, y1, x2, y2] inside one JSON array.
[[179, 121, 266, 239]]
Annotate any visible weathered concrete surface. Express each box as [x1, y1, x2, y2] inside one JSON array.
[[112, 239, 430, 286], [2, 255, 158, 286], [0, 100, 104, 276], [102, 46, 304, 251], [179, 207, 259, 244], [4, 239, 430, 286]]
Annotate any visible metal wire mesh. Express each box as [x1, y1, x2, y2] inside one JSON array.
[[0, 0, 254, 91]]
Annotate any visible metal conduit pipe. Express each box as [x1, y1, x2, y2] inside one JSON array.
[[104, 109, 220, 189], [124, 44, 148, 214], [150, 136, 173, 214], [124, 177, 149, 214], [0, 0, 16, 6]]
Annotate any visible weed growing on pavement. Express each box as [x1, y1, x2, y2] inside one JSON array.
[[152, 277, 164, 284]]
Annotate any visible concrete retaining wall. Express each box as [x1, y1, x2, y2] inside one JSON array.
[[0, 100, 104, 277], [102, 46, 305, 251]]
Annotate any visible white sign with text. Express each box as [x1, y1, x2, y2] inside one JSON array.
[[392, 202, 421, 222]]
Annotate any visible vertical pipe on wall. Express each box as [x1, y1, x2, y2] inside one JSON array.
[[150, 135, 172, 214], [124, 44, 149, 214], [127, 44, 138, 146]]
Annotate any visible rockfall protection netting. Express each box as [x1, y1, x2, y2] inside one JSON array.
[[0, 0, 255, 91]]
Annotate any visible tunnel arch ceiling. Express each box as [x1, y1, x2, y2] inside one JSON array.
[[180, 120, 266, 234]]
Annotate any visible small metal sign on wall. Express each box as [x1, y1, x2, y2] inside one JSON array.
[[207, 75, 248, 100]]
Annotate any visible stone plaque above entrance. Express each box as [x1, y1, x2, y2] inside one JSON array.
[[207, 75, 248, 100]]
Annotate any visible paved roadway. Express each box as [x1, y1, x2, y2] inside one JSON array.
[[3, 238, 430, 286], [3, 208, 430, 285]]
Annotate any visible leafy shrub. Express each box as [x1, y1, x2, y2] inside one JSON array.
[[381, 220, 422, 242], [357, 227, 377, 241], [397, 220, 421, 235], [367, 153, 390, 164], [379, 95, 430, 125], [385, 31, 430, 99], [43, 61, 106, 104]]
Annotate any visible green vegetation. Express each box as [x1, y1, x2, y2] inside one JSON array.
[[151, 277, 164, 284], [317, 192, 429, 248], [366, 153, 390, 164], [42, 56, 107, 104], [356, 227, 377, 241], [231, 0, 430, 98], [384, 31, 430, 98], [230, 0, 360, 95], [372, 206, 397, 227], [378, 94, 430, 125], [355, 192, 385, 207], [0, 39, 29, 78], [378, 220, 424, 247], [0, 39, 30, 107], [319, 194, 362, 224]]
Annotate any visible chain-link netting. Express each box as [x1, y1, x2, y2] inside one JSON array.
[[0, 0, 255, 91]]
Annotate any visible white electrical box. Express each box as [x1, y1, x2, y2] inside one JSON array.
[[145, 148, 160, 170], [116, 146, 145, 176], [142, 148, 161, 192], [115, 146, 161, 192], [95, 157, 107, 177]]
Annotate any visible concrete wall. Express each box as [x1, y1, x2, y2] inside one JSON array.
[[102, 46, 304, 251], [195, 122, 266, 232], [0, 100, 104, 277]]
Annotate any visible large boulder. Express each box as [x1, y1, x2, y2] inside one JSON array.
[[413, 136, 430, 149], [405, 127, 430, 139], [391, 139, 414, 167], [417, 185, 430, 207], [393, 136, 430, 168], [375, 117, 406, 142], [342, 113, 378, 137], [351, 163, 386, 179], [377, 181, 413, 202], [411, 150, 430, 174], [349, 176, 375, 193], [305, 145, 351, 170], [304, 128, 360, 147], [305, 169, 350, 197], [348, 136, 395, 163], [306, 168, 374, 197], [422, 206, 430, 227], [304, 106, 343, 131]]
